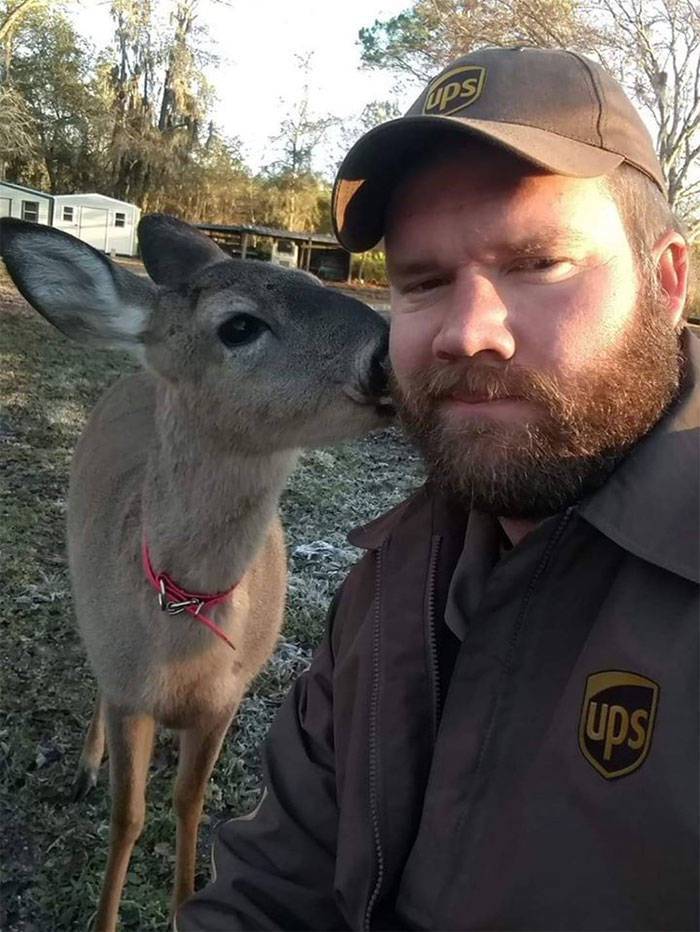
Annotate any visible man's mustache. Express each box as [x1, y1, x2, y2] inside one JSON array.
[[391, 362, 560, 407]]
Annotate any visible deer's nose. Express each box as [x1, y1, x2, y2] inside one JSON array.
[[365, 329, 390, 399], [343, 325, 392, 408]]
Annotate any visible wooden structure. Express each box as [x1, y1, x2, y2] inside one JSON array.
[[197, 222, 352, 282]]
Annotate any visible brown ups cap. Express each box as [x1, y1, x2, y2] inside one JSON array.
[[332, 46, 666, 252]]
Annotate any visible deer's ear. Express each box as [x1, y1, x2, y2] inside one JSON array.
[[138, 213, 228, 287], [0, 219, 156, 352]]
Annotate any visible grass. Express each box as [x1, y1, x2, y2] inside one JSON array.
[[0, 274, 423, 931]]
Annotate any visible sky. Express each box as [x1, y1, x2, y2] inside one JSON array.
[[72, 0, 423, 177]]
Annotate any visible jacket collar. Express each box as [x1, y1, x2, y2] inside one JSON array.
[[578, 328, 699, 584], [347, 485, 429, 550], [350, 330, 699, 584], [347, 483, 464, 550]]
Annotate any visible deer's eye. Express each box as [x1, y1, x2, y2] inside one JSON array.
[[217, 314, 268, 348]]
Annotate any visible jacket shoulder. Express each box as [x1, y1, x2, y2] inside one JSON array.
[[331, 485, 434, 658]]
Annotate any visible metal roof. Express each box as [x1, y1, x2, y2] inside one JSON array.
[[52, 193, 140, 207], [0, 180, 53, 199], [1, 182, 138, 209]]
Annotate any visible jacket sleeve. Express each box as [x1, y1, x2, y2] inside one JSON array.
[[175, 587, 348, 931]]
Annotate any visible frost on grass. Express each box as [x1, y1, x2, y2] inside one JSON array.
[[280, 426, 425, 646], [14, 571, 69, 608], [45, 400, 88, 430]]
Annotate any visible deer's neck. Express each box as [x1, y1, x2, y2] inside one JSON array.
[[142, 384, 298, 592]]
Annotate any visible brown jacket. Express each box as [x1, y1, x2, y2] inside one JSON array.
[[177, 332, 699, 931]]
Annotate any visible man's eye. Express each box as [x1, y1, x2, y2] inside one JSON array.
[[510, 258, 574, 280], [405, 277, 445, 294], [217, 314, 268, 347]]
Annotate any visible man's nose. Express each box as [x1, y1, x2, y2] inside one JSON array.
[[432, 270, 515, 362]]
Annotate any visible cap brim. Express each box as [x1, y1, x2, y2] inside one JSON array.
[[332, 116, 624, 252]]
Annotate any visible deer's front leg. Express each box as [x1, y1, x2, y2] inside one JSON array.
[[94, 706, 156, 932], [171, 708, 236, 914]]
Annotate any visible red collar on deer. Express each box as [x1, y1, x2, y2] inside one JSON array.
[[142, 537, 237, 652]]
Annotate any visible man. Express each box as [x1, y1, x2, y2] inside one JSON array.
[[178, 47, 698, 931]]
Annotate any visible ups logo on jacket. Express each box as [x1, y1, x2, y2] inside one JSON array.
[[578, 671, 659, 779], [422, 66, 486, 117]]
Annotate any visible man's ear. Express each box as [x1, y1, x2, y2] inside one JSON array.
[[653, 231, 689, 328], [137, 213, 228, 287], [0, 218, 156, 352]]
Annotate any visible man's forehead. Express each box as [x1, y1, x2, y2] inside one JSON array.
[[385, 153, 619, 258], [390, 141, 543, 204], [391, 151, 607, 214]]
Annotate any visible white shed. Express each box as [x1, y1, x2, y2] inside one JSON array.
[[0, 181, 53, 225], [0, 183, 141, 257], [52, 193, 140, 257]]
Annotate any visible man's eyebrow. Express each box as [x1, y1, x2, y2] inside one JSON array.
[[498, 230, 589, 256], [387, 259, 444, 279], [388, 230, 589, 277]]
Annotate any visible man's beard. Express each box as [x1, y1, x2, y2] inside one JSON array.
[[391, 292, 684, 519]]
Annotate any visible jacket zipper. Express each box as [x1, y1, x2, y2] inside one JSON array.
[[364, 543, 386, 931], [364, 535, 443, 930], [426, 534, 443, 741]]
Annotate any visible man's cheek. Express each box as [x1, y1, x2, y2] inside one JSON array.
[[389, 318, 434, 384], [554, 304, 632, 373], [557, 267, 638, 367]]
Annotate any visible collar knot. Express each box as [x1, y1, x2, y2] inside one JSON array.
[[142, 537, 237, 651]]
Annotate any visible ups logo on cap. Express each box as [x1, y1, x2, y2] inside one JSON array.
[[578, 671, 659, 780], [423, 65, 486, 117]]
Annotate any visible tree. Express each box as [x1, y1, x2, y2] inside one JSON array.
[[103, 0, 162, 203], [262, 54, 338, 231], [0, 0, 52, 77], [266, 54, 339, 178], [4, 9, 103, 191], [157, 126, 251, 222], [593, 0, 699, 239], [326, 96, 402, 184], [158, 0, 214, 138], [0, 0, 55, 181], [358, 99, 403, 131], [0, 83, 35, 179], [359, 0, 700, 239], [99, 0, 216, 208], [358, 0, 598, 83]]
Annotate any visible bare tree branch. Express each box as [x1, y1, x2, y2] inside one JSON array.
[[0, 0, 45, 44]]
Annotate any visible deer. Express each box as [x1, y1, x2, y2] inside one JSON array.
[[0, 213, 393, 932]]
